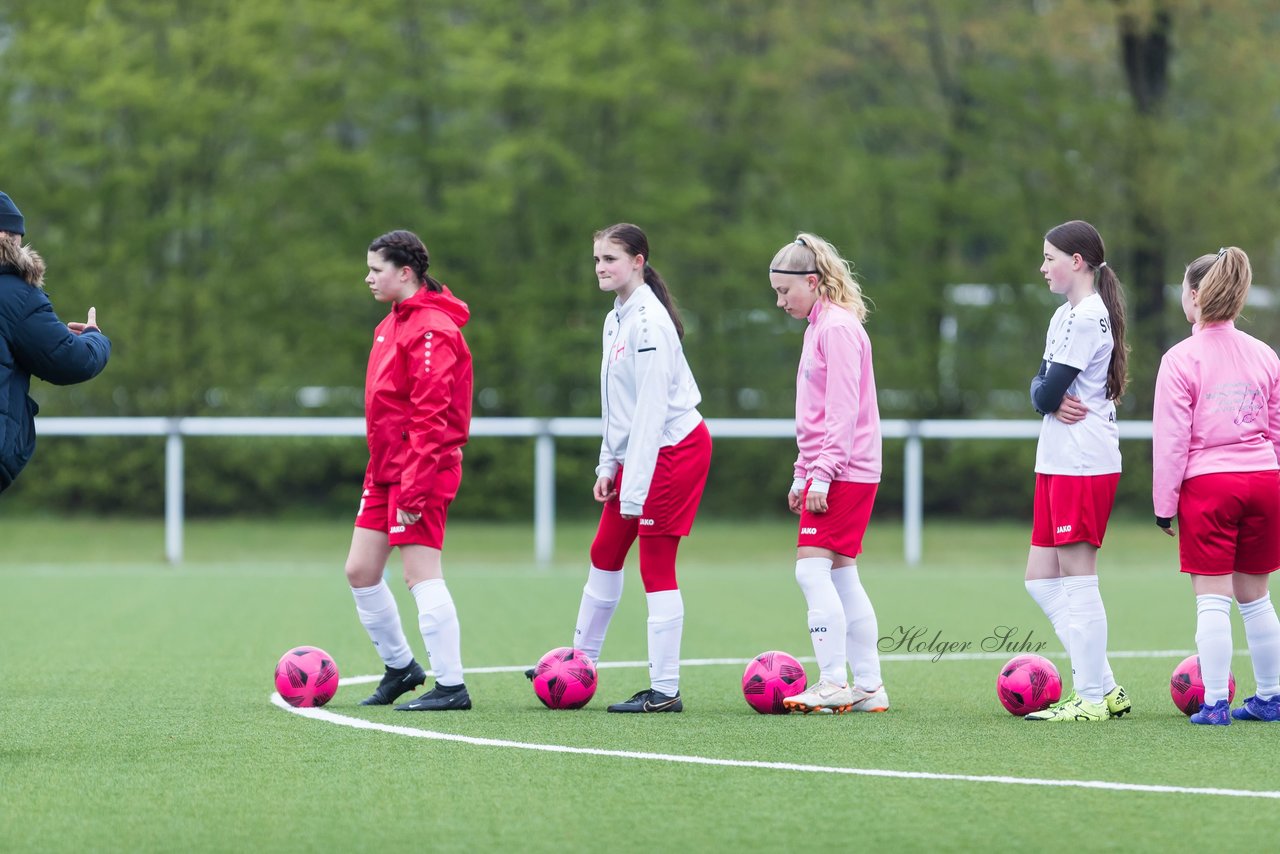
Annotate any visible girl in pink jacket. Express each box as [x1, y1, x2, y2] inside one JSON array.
[[1153, 247, 1280, 725], [769, 233, 886, 715]]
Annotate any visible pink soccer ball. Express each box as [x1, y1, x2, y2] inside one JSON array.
[[1170, 654, 1236, 716], [274, 646, 340, 708], [532, 647, 598, 710], [741, 650, 808, 714], [996, 654, 1062, 716]]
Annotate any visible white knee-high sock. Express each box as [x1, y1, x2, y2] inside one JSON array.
[[351, 579, 413, 669], [1196, 594, 1234, 705], [1239, 595, 1280, 699], [1061, 576, 1108, 703], [573, 566, 624, 663], [795, 557, 847, 685], [1026, 577, 1072, 652], [831, 564, 881, 691], [411, 578, 464, 687], [1026, 577, 1116, 693], [645, 589, 683, 695]]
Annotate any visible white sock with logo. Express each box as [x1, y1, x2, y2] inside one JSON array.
[[831, 563, 881, 691], [573, 566, 623, 663], [1026, 577, 1117, 693], [795, 557, 847, 685], [411, 578, 464, 687], [1196, 594, 1234, 705], [645, 589, 683, 695], [1061, 575, 1108, 704], [351, 579, 413, 669], [1239, 595, 1280, 699]]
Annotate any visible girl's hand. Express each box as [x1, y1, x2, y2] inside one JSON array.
[[397, 507, 422, 525], [805, 491, 828, 514], [593, 476, 617, 503], [787, 488, 804, 515], [1054, 394, 1088, 424]]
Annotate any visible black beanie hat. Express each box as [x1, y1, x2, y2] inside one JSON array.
[[0, 191, 25, 235]]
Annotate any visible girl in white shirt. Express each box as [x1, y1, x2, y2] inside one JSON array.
[[532, 223, 712, 714], [1023, 220, 1131, 722]]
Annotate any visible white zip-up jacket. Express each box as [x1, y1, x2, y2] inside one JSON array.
[[596, 284, 703, 516]]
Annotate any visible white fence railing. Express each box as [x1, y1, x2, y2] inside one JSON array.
[[32, 417, 1155, 566]]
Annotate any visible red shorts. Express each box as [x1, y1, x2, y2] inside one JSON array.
[[1177, 470, 1280, 576], [1030, 472, 1119, 548], [596, 421, 712, 541], [354, 480, 453, 549], [797, 480, 878, 558]]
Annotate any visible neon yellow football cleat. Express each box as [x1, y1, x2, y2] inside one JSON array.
[[1104, 685, 1132, 718], [1025, 695, 1109, 722]]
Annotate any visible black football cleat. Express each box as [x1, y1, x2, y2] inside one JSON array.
[[394, 682, 472, 711], [606, 688, 683, 713], [524, 667, 536, 681], [359, 660, 428, 706]]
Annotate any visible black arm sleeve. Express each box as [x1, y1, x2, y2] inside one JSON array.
[[1030, 360, 1081, 415]]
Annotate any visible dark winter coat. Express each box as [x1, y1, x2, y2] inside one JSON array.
[[0, 241, 111, 492]]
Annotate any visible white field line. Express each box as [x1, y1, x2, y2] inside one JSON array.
[[339, 648, 1205, 686], [273, 648, 1280, 801], [268, 692, 1280, 800]]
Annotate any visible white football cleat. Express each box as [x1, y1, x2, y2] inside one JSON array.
[[849, 684, 889, 713], [783, 680, 855, 714]]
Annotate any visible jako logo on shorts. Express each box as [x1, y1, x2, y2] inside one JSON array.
[[801, 527, 818, 535], [390, 525, 406, 534], [639, 518, 655, 526]]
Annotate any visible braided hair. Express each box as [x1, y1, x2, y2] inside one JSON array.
[[368, 230, 443, 292]]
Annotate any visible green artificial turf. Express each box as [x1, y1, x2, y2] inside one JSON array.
[[0, 517, 1272, 851]]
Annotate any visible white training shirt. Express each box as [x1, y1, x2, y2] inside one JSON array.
[[596, 284, 703, 517], [1034, 292, 1121, 475]]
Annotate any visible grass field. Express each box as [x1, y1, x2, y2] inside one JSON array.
[[1, 515, 1276, 852]]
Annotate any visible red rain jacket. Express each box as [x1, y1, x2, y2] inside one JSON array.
[[363, 285, 472, 514]]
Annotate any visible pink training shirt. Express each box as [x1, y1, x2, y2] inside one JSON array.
[[794, 300, 882, 484], [1152, 320, 1280, 518]]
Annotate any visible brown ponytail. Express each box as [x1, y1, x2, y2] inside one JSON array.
[[595, 223, 684, 339], [1044, 220, 1129, 402]]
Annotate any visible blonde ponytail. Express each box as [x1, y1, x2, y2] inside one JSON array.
[[769, 233, 868, 321]]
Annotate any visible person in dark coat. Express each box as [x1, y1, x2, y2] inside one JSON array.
[[0, 190, 111, 492]]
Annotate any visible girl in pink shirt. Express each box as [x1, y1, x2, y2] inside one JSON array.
[[1152, 247, 1280, 725], [768, 233, 886, 715]]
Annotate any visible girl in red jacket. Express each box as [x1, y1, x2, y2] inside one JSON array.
[[344, 230, 475, 712]]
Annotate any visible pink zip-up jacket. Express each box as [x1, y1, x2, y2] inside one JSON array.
[[794, 300, 881, 485], [1152, 320, 1280, 518]]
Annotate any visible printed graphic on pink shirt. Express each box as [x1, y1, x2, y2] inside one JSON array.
[[1200, 381, 1265, 425]]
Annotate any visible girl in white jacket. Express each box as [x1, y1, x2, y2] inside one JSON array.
[[534, 223, 712, 713]]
